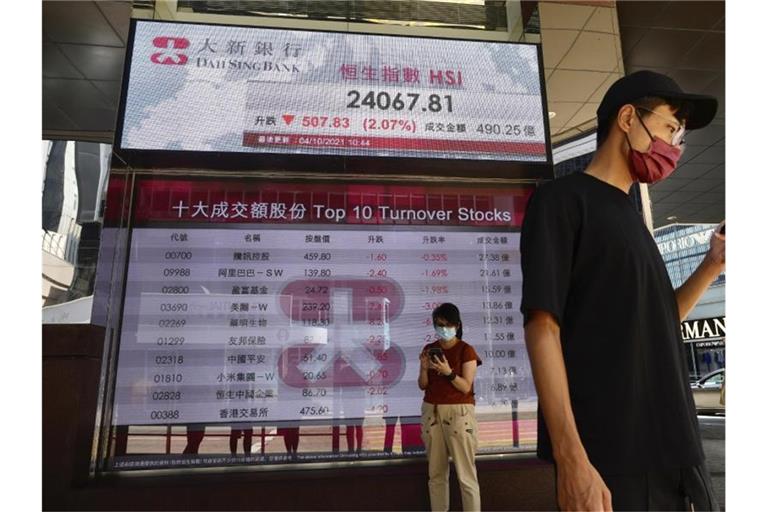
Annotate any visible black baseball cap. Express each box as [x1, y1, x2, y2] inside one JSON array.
[[596, 70, 718, 132]]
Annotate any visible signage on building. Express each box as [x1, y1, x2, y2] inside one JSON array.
[[681, 316, 725, 342], [657, 227, 715, 256], [118, 20, 548, 162]]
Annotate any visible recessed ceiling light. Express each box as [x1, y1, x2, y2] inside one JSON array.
[[548, 111, 557, 119]]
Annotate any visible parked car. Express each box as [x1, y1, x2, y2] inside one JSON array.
[[690, 369, 725, 415]]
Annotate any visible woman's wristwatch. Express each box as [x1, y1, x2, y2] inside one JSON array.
[[444, 372, 457, 381]]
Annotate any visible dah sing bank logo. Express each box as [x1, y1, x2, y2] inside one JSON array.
[[150, 36, 189, 65]]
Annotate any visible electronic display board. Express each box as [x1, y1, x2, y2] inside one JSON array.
[[111, 178, 536, 427], [118, 20, 548, 163]]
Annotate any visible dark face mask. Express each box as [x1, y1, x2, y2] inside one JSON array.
[[625, 112, 682, 184]]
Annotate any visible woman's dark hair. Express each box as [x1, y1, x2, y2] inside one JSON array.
[[432, 303, 463, 339]]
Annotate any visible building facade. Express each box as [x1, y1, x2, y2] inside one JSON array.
[[654, 223, 725, 381]]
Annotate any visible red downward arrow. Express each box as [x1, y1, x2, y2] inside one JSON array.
[[282, 114, 295, 126]]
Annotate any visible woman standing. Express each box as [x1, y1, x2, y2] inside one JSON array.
[[419, 303, 482, 512]]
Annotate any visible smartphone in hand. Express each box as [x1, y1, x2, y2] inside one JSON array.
[[428, 347, 444, 362]]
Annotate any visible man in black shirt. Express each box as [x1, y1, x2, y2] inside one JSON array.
[[520, 71, 725, 511]]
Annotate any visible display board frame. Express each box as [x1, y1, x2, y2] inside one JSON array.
[[93, 171, 541, 473], [112, 18, 554, 180], [95, 16, 553, 475]]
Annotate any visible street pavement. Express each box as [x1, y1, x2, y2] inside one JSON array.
[[699, 415, 725, 510]]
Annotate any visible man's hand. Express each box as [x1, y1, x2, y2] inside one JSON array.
[[524, 310, 610, 509], [557, 458, 612, 512], [676, 220, 725, 320], [706, 220, 725, 269]]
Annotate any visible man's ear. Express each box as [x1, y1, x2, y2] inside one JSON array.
[[616, 104, 635, 134]]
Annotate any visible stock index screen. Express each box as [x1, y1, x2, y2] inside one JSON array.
[[118, 20, 548, 162], [111, 179, 537, 428]]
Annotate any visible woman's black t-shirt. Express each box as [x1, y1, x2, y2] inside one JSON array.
[[519, 172, 704, 475]]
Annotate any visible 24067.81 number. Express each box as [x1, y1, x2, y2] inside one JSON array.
[[347, 90, 453, 113]]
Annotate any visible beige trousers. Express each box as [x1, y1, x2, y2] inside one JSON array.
[[420, 402, 481, 512]]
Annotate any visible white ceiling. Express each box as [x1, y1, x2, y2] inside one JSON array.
[[42, 1, 131, 142], [618, 0, 725, 226], [538, 1, 625, 142], [538, 0, 724, 227]]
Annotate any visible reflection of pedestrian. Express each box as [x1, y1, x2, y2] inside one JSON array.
[[383, 416, 399, 453], [520, 71, 723, 511], [183, 424, 206, 454], [229, 427, 253, 455], [114, 425, 129, 456], [277, 427, 300, 455], [399, 416, 425, 453], [346, 419, 364, 452], [714, 350, 723, 369], [335, 356, 366, 455], [719, 373, 725, 407], [418, 303, 482, 512], [703, 351, 712, 372]]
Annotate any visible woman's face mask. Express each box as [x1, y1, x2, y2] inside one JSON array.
[[435, 326, 457, 341]]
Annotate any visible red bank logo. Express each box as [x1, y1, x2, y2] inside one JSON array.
[[150, 36, 189, 65], [277, 278, 407, 388]]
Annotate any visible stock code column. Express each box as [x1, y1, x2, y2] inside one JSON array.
[[115, 227, 285, 425]]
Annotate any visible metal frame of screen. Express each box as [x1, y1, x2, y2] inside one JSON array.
[[112, 18, 554, 180]]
